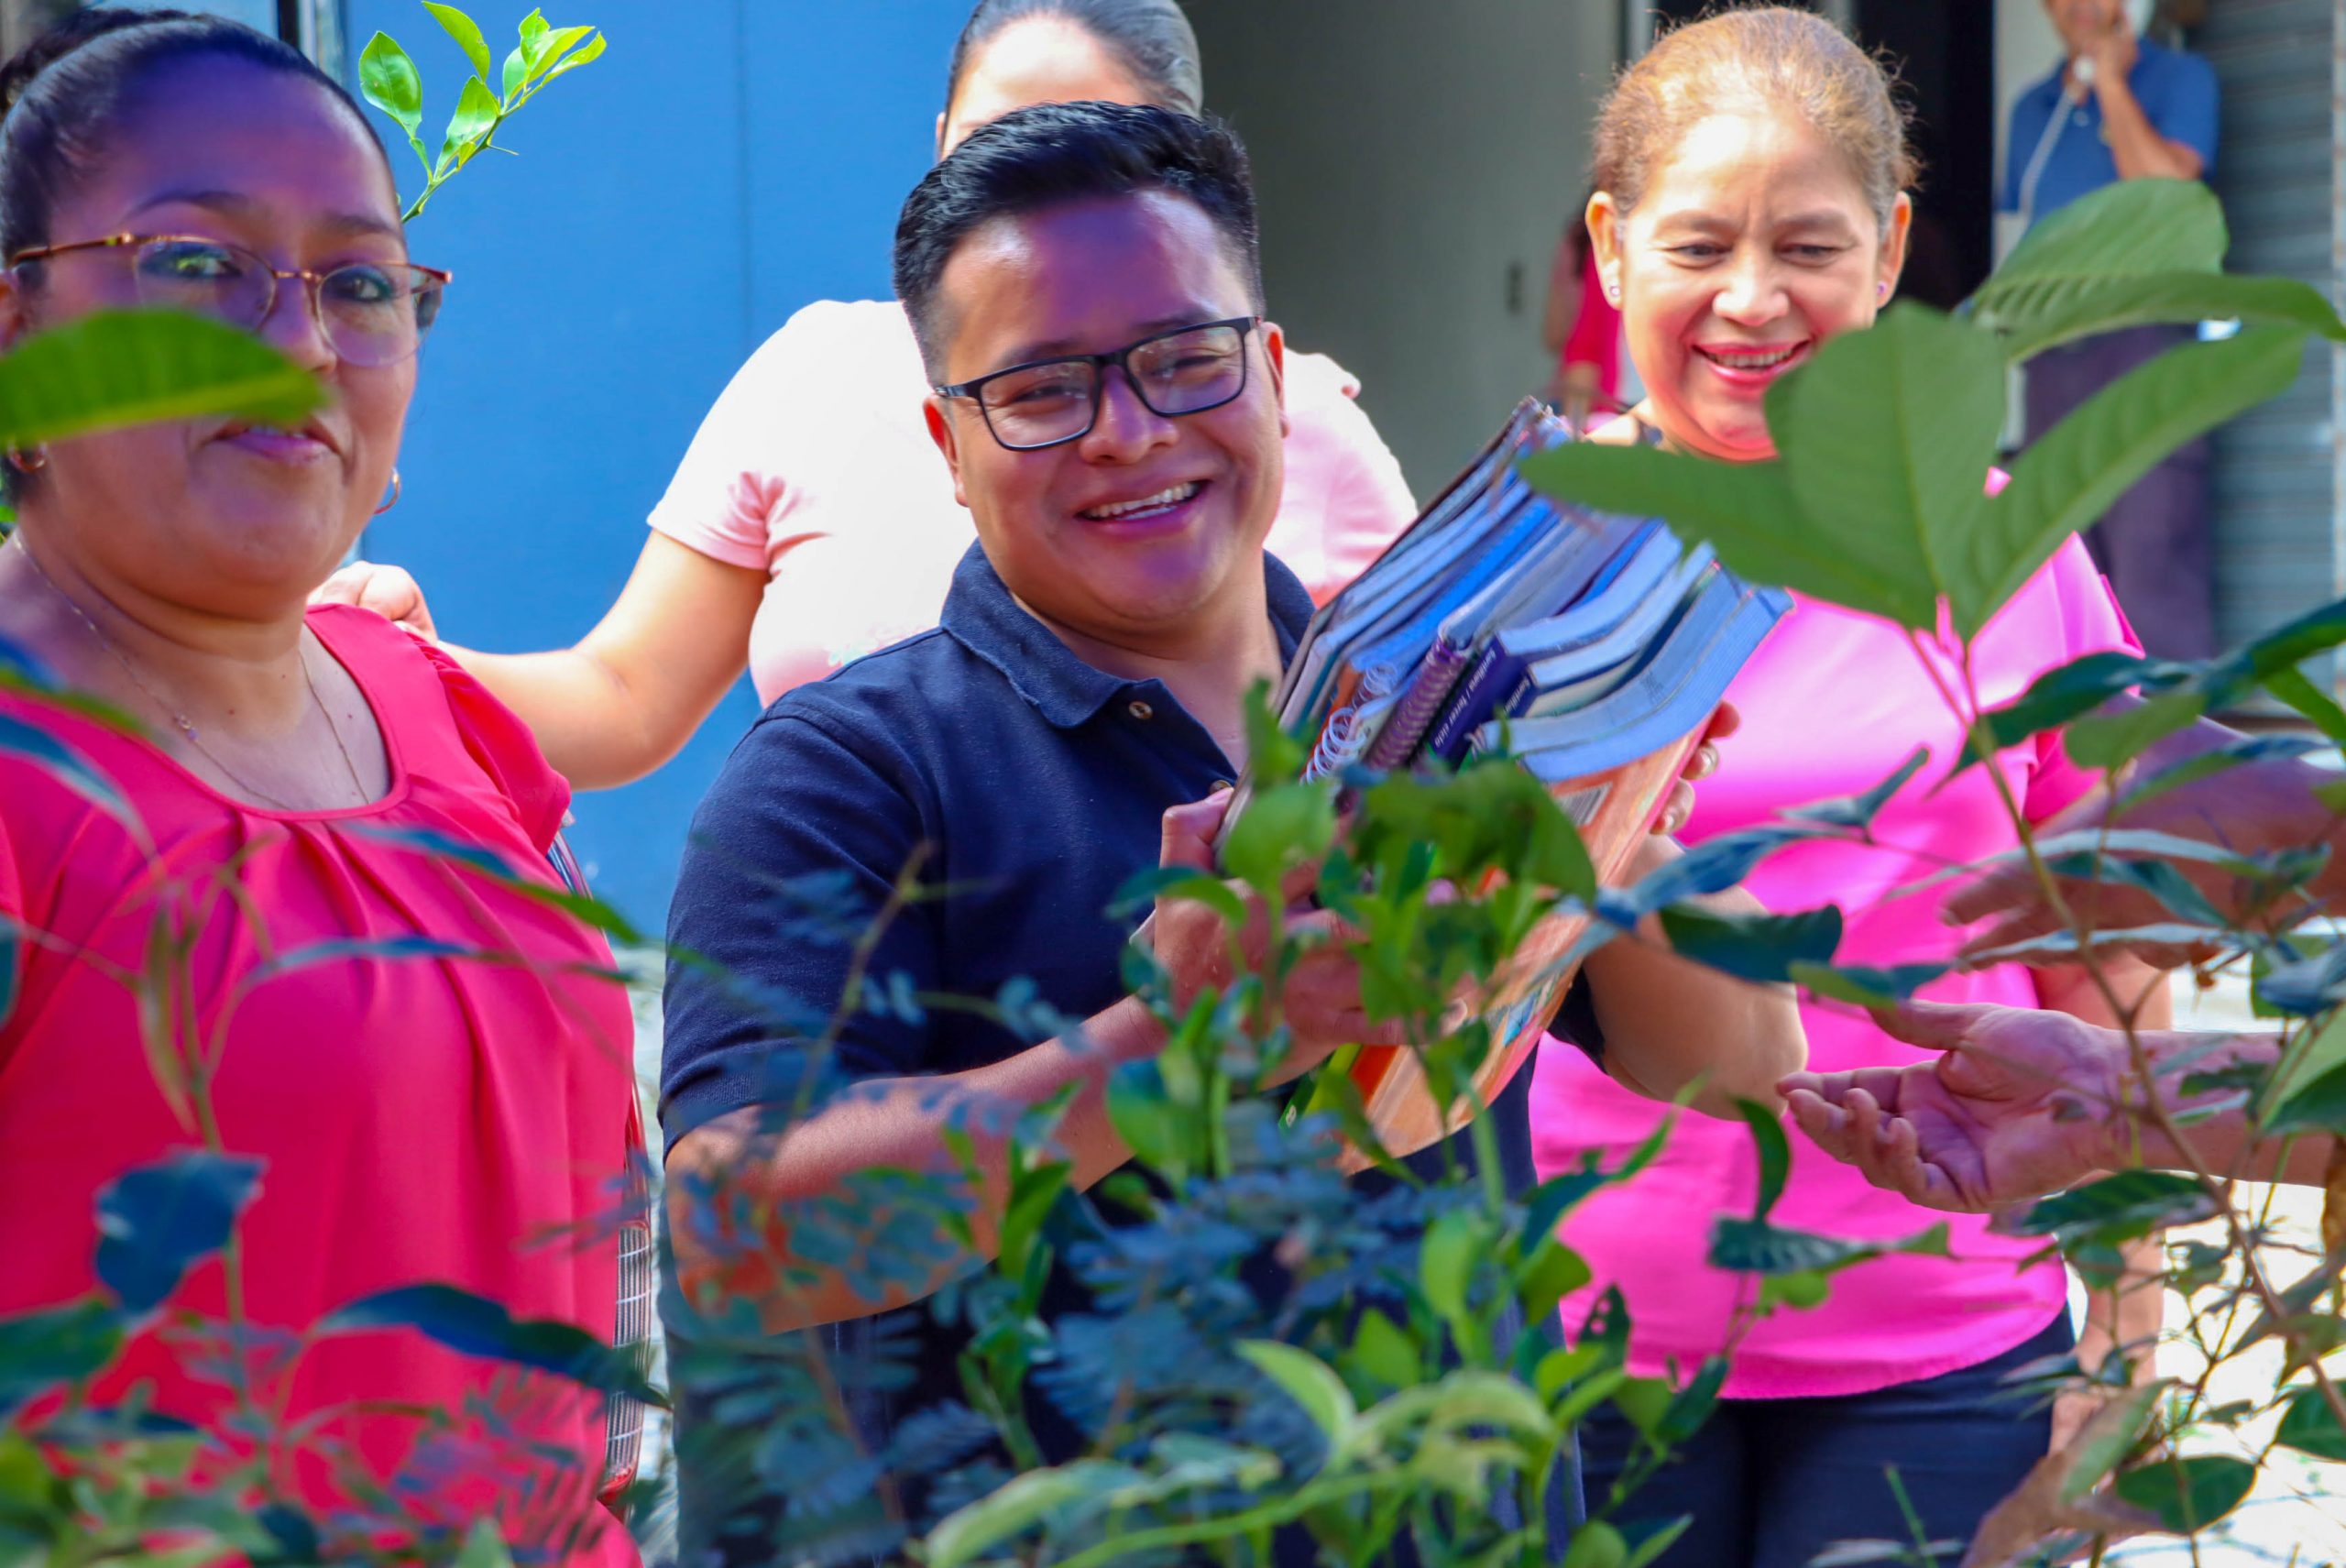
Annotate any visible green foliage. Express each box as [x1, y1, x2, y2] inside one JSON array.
[[360, 4, 607, 220], [0, 310, 323, 452]]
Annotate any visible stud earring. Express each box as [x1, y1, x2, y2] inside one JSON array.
[[374, 468, 401, 516]]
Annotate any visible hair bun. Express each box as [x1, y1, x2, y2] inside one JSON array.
[[0, 6, 199, 115]]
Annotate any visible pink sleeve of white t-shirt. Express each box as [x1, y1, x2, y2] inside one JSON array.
[[2020, 537, 2144, 824], [646, 308, 836, 573], [1276, 350, 1417, 600]]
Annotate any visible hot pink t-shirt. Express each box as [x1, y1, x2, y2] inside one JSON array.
[[649, 299, 1420, 703], [1530, 537, 2137, 1400], [0, 606, 637, 1563]]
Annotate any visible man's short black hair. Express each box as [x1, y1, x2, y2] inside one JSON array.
[[892, 100, 1265, 378]]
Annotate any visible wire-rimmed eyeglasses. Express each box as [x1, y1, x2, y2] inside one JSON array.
[[5, 233, 451, 368]]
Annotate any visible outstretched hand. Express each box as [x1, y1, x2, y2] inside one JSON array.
[[1779, 1002, 2125, 1212]]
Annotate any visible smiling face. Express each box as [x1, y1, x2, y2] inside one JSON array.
[[1591, 108, 1908, 463], [923, 188, 1285, 652], [938, 17, 1153, 157], [2, 55, 411, 615]]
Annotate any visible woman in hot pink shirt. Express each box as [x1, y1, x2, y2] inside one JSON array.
[[1539, 13, 2167, 1566], [0, 12, 636, 1561], [320, 0, 1417, 784]]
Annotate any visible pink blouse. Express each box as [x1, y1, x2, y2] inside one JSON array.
[[648, 299, 1420, 703], [1532, 538, 2138, 1399], [0, 605, 638, 1563]]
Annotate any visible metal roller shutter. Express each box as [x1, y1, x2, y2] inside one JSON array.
[[2194, 0, 2341, 672]]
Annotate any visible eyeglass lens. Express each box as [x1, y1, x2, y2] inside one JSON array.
[[980, 322, 1249, 448], [130, 239, 443, 367]]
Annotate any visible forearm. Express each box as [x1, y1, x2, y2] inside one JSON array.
[[1584, 876, 1807, 1117], [442, 641, 681, 789], [2096, 79, 2203, 181], [2105, 1030, 2333, 1187], [666, 995, 1167, 1332]]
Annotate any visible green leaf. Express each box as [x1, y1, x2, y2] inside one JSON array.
[[499, 40, 529, 101], [1986, 327, 2308, 635], [516, 7, 551, 67], [93, 1151, 263, 1312], [0, 1299, 122, 1416], [0, 309, 323, 453], [1735, 1098, 1791, 1220], [1221, 781, 1334, 893], [1520, 441, 1935, 630], [436, 74, 503, 172], [2009, 1170, 2215, 1245], [357, 32, 426, 150], [422, 1, 493, 82], [247, 933, 477, 983], [1974, 179, 2226, 318], [2055, 1378, 2169, 1502], [1351, 1307, 1419, 1389], [2063, 686, 2209, 772], [1419, 1208, 1482, 1329], [1236, 1341, 1356, 1442], [1789, 959, 1949, 1009], [996, 1158, 1069, 1281], [451, 1519, 515, 1568], [2264, 663, 2346, 746], [1709, 1216, 1947, 1276], [1658, 904, 1840, 985], [1972, 650, 2175, 757], [0, 709, 140, 839], [1105, 1058, 1184, 1178], [922, 1462, 1144, 1568], [1783, 747, 1927, 829], [1514, 1237, 1593, 1326], [2274, 1385, 2346, 1462], [527, 23, 597, 82], [2261, 1009, 2346, 1130], [1562, 1520, 1628, 1568], [1769, 303, 2007, 634], [323, 1283, 665, 1407], [539, 28, 606, 82], [1623, 1518, 1695, 1568], [2110, 1453, 2256, 1534], [1984, 272, 2341, 364]]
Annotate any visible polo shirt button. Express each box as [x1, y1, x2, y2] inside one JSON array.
[[1127, 699, 1155, 721]]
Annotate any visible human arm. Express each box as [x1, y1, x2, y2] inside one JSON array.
[[2088, 28, 2214, 182], [661, 763, 1382, 1334], [1579, 836, 1808, 1119], [1780, 1002, 2332, 1210]]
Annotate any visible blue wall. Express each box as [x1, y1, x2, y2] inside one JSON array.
[[342, 0, 966, 930]]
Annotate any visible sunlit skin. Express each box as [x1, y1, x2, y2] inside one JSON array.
[[937, 16, 1152, 155], [923, 190, 1289, 703], [2045, 0, 2130, 61], [1587, 109, 1910, 463], [0, 58, 409, 804]]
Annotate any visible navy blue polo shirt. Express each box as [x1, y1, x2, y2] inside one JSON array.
[[663, 542, 1595, 1550], [2002, 38, 2218, 224]]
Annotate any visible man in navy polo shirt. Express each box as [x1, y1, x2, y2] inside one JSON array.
[[2006, 0, 2220, 658], [660, 102, 1802, 1564]]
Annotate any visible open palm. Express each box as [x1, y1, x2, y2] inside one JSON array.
[[1781, 1003, 2124, 1212]]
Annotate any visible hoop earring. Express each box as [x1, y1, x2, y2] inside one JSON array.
[[5, 446, 46, 474], [374, 468, 401, 516]]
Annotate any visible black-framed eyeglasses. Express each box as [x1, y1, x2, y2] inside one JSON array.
[[934, 315, 1260, 451], [5, 233, 451, 368]]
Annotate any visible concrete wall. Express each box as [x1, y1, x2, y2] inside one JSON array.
[[1186, 0, 1620, 499], [345, 0, 968, 927]]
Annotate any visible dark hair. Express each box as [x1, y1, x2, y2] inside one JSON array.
[[0, 6, 389, 265], [944, 0, 1204, 119], [892, 100, 1262, 377]]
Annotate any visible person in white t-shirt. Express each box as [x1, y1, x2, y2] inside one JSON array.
[[318, 0, 1418, 788]]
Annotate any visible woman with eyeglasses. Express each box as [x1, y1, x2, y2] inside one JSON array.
[[0, 12, 638, 1561], [315, 0, 1417, 789]]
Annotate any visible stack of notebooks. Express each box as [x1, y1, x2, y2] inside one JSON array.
[[1256, 400, 1792, 1163]]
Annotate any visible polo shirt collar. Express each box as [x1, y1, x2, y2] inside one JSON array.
[[939, 540, 1319, 729]]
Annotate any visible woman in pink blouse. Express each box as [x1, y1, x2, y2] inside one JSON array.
[[0, 12, 636, 1561], [1535, 12, 2169, 1567], [320, 0, 1418, 787]]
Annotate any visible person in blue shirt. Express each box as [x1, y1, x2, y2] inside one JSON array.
[[2005, 0, 2221, 658], [657, 100, 1804, 1566]]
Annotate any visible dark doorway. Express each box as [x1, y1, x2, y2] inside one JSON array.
[[1634, 0, 1998, 308]]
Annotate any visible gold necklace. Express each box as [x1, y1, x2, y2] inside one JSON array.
[[9, 537, 369, 811]]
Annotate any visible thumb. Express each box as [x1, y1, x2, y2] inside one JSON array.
[[1160, 790, 1233, 873], [1870, 999, 1998, 1052]]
